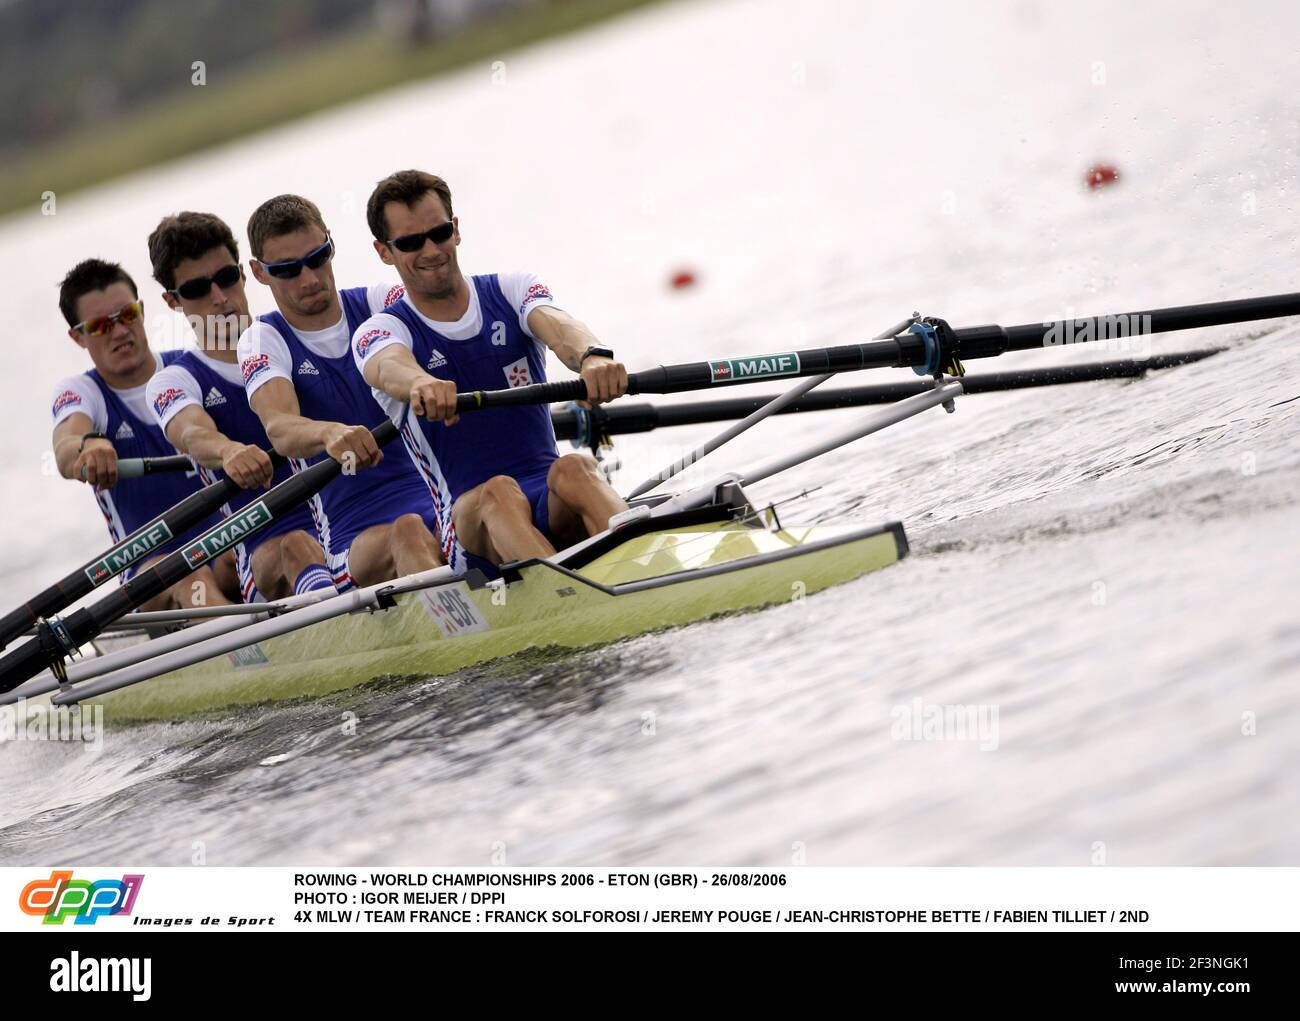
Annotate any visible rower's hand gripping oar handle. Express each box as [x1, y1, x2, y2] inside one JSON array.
[[0, 444, 293, 651], [455, 378, 596, 413], [453, 290, 1300, 413], [80, 450, 290, 481]]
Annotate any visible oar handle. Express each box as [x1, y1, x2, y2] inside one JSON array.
[[456, 378, 592, 412], [81, 449, 293, 482], [81, 454, 196, 481]]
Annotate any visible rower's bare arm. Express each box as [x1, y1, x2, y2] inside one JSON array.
[[249, 377, 382, 468], [363, 346, 458, 425], [166, 405, 274, 489], [527, 306, 599, 371], [527, 305, 627, 404], [54, 412, 117, 490]]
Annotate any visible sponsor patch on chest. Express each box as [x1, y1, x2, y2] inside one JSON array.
[[503, 357, 533, 388]]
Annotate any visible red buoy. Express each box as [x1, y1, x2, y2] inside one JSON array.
[[1085, 163, 1120, 190]]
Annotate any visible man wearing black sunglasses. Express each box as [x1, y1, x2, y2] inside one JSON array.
[[353, 169, 630, 566], [50, 258, 242, 609], [236, 194, 445, 589], [144, 212, 336, 602]]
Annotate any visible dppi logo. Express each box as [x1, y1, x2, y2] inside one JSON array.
[[19, 870, 144, 925]]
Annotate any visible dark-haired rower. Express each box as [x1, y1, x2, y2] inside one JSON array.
[[145, 211, 335, 601], [50, 258, 240, 609]]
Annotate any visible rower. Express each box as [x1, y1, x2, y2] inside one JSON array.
[[236, 194, 444, 589], [144, 211, 335, 601], [51, 259, 240, 610], [352, 169, 629, 565]]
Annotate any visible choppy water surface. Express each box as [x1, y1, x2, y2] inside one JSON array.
[[1, 0, 1298, 864]]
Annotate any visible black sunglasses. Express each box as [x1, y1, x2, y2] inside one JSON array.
[[387, 221, 455, 254], [257, 237, 335, 279], [170, 264, 242, 301]]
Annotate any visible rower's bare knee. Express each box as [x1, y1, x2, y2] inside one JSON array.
[[184, 567, 231, 608], [478, 474, 530, 515], [547, 453, 600, 496], [280, 529, 324, 564], [384, 514, 441, 573], [391, 512, 432, 542]]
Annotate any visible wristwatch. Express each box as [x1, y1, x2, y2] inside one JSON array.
[[79, 431, 108, 453], [579, 345, 615, 365]]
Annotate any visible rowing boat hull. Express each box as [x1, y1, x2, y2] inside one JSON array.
[[89, 518, 907, 721]]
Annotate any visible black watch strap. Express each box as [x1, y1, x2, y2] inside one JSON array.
[[579, 345, 614, 365], [79, 431, 108, 453]]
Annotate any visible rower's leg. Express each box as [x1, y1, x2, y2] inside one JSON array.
[[250, 530, 331, 601], [453, 476, 555, 564], [209, 550, 243, 603], [171, 565, 236, 609], [133, 554, 235, 610], [390, 513, 444, 576], [546, 454, 628, 540], [346, 515, 441, 588]]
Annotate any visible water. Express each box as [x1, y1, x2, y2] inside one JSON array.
[[1, 0, 1298, 865]]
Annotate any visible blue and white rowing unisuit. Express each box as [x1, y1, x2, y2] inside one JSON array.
[[351, 272, 560, 545], [146, 349, 333, 601], [49, 350, 225, 580], [237, 283, 443, 588]]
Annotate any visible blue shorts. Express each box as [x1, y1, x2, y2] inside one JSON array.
[[330, 505, 441, 592], [517, 468, 555, 544]]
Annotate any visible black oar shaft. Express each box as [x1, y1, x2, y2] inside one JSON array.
[[454, 337, 926, 412], [0, 449, 286, 650], [457, 291, 1299, 411], [0, 422, 396, 692], [549, 350, 1220, 439], [996, 291, 1300, 353]]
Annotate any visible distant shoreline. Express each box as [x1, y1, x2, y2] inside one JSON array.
[[0, 0, 667, 222]]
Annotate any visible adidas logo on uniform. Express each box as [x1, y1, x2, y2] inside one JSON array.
[[297, 359, 319, 376], [114, 421, 135, 440], [426, 348, 448, 370], [204, 387, 227, 408]]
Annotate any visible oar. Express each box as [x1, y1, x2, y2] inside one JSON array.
[[88, 353, 1221, 462], [553, 350, 1221, 444], [0, 421, 397, 692], [48, 566, 455, 708], [454, 292, 1300, 411], [0, 448, 285, 650]]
